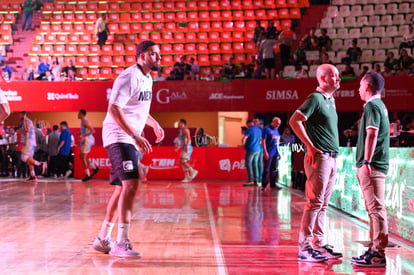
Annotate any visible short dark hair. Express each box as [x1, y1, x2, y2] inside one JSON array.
[[363, 72, 384, 94], [20, 110, 27, 115], [136, 40, 156, 57], [179, 118, 187, 125], [246, 119, 253, 124], [52, 125, 59, 131], [79, 109, 86, 116], [60, 121, 68, 127]]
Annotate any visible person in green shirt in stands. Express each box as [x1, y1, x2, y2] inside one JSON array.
[[352, 72, 389, 268], [22, 0, 35, 31]]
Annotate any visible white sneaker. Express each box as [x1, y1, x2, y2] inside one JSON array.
[[298, 248, 328, 262], [109, 239, 141, 257], [92, 236, 113, 254], [182, 177, 191, 183], [316, 245, 343, 259], [190, 170, 198, 180]]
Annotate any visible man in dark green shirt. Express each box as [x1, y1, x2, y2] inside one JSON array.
[[22, 0, 35, 31], [352, 72, 389, 268], [290, 64, 342, 262]]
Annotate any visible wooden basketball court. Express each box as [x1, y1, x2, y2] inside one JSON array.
[[0, 178, 413, 274]]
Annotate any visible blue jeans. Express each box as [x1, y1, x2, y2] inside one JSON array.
[[22, 10, 33, 30], [261, 155, 279, 188], [245, 151, 260, 183]]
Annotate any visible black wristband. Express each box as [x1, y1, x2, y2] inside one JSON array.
[[362, 160, 371, 165]]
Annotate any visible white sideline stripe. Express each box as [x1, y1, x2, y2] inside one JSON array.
[[204, 183, 227, 275]]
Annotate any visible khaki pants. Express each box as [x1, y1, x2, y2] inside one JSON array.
[[357, 167, 388, 254], [299, 153, 337, 251]]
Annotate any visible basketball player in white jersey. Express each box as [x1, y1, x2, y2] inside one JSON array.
[[93, 40, 164, 257]]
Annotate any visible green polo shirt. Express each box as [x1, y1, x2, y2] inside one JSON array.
[[297, 91, 339, 153], [23, 0, 35, 12], [356, 96, 390, 174]]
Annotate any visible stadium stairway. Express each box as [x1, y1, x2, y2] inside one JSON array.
[[7, 10, 41, 81], [292, 4, 329, 51]]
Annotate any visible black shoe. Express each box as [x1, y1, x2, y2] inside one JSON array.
[[352, 250, 386, 267], [270, 184, 280, 189], [82, 175, 92, 182], [91, 167, 100, 177], [243, 182, 257, 187], [351, 248, 371, 263]]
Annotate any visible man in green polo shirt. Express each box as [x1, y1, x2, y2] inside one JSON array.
[[352, 72, 389, 268], [289, 64, 342, 262], [22, 0, 35, 31]]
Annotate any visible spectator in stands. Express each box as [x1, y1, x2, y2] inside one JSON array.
[[341, 39, 362, 64], [188, 57, 200, 80], [318, 29, 332, 51], [22, 63, 35, 80], [154, 68, 167, 81], [95, 13, 109, 49], [50, 60, 61, 81], [319, 52, 333, 65], [204, 67, 215, 81], [41, 70, 54, 81], [253, 20, 265, 45], [295, 64, 309, 78], [173, 55, 186, 80], [223, 57, 237, 79], [396, 49, 414, 75], [294, 41, 308, 67], [278, 27, 296, 68], [384, 51, 398, 74], [266, 21, 278, 39], [62, 59, 76, 77], [341, 64, 356, 77], [37, 57, 50, 80], [399, 24, 414, 53], [374, 64, 382, 75], [67, 69, 76, 81], [301, 28, 319, 51], [1, 62, 13, 81], [246, 55, 258, 79], [360, 65, 369, 77], [0, 52, 4, 66], [260, 33, 277, 79], [21, 0, 35, 31]]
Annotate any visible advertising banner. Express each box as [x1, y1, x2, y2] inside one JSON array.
[[1, 76, 413, 112], [331, 147, 414, 243]]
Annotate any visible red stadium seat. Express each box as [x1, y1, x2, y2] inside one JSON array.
[[276, 0, 287, 7], [87, 68, 99, 80], [197, 32, 208, 43], [254, 0, 265, 8], [120, 13, 131, 23], [234, 21, 246, 32], [220, 1, 231, 9], [125, 34, 138, 44], [196, 44, 208, 55], [221, 43, 233, 54], [65, 44, 77, 56], [109, 2, 120, 12], [188, 22, 199, 32], [29, 45, 41, 56], [119, 23, 131, 34], [161, 55, 173, 67], [69, 35, 79, 45], [164, 1, 174, 10], [90, 45, 101, 56], [161, 44, 172, 55], [233, 43, 244, 53], [264, 0, 276, 8], [131, 13, 141, 22], [198, 1, 208, 10], [130, 23, 141, 33], [153, 2, 163, 11], [33, 34, 43, 44], [102, 45, 113, 56], [220, 32, 232, 42], [79, 34, 91, 44], [232, 32, 244, 42], [211, 22, 222, 32], [242, 0, 253, 9], [165, 23, 176, 32], [108, 13, 119, 23], [199, 22, 210, 32], [125, 55, 136, 66], [76, 56, 88, 68], [62, 24, 73, 34], [89, 56, 100, 67], [185, 32, 197, 43], [208, 43, 220, 54], [255, 10, 267, 20], [173, 32, 185, 43], [199, 12, 209, 21], [210, 54, 222, 66], [56, 34, 67, 44], [187, 12, 198, 21], [44, 34, 56, 44], [267, 10, 278, 19], [279, 9, 290, 19], [41, 44, 53, 56], [173, 44, 184, 55], [244, 10, 256, 21], [245, 42, 256, 53], [139, 33, 150, 41], [234, 54, 247, 65], [185, 43, 196, 53], [222, 11, 232, 21], [186, 1, 197, 10], [209, 32, 221, 43], [176, 12, 187, 22], [153, 13, 164, 22], [125, 44, 136, 55], [113, 56, 125, 67], [223, 21, 234, 32], [162, 32, 173, 43], [150, 32, 162, 43], [231, 1, 241, 9], [78, 44, 89, 56], [290, 8, 301, 19], [113, 67, 124, 78], [209, 1, 219, 10], [210, 11, 221, 21], [197, 55, 210, 66], [142, 13, 153, 22], [100, 56, 112, 67]]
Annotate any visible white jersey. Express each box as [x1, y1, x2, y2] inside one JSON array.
[[0, 91, 7, 104], [103, 64, 153, 149]]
